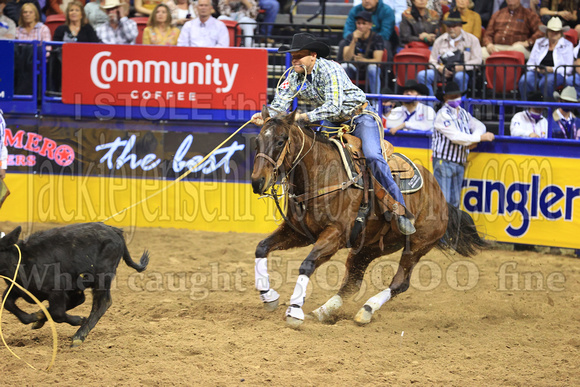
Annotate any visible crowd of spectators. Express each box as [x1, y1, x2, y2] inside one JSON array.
[[1, 0, 580, 104]]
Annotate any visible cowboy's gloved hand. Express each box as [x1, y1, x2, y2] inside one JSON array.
[[251, 112, 264, 126]]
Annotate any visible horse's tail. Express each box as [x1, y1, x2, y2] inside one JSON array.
[[438, 204, 487, 257]]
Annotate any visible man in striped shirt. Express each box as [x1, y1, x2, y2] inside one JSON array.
[[433, 82, 495, 208], [252, 33, 416, 235]]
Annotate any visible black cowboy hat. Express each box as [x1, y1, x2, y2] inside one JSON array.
[[527, 91, 544, 102], [435, 81, 465, 101], [443, 10, 467, 26], [402, 80, 430, 96], [278, 33, 330, 58]]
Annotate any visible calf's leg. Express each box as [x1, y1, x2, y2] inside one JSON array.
[[71, 289, 112, 347]]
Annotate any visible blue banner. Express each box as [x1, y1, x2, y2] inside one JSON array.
[[0, 40, 14, 100]]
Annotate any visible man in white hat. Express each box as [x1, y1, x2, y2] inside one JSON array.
[[552, 86, 579, 139], [96, 0, 138, 44], [518, 17, 574, 100]]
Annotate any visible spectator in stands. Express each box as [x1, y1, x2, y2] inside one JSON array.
[[399, 0, 440, 48], [166, 0, 195, 28], [386, 80, 435, 133], [53, 1, 100, 42], [405, 0, 442, 17], [177, 0, 229, 47], [417, 10, 482, 96], [0, 109, 7, 183], [352, 0, 406, 26], [518, 17, 574, 99], [338, 10, 385, 95], [443, 0, 482, 40], [15, 2, 51, 41], [251, 33, 417, 235], [551, 86, 579, 139], [473, 0, 493, 28], [510, 92, 548, 137], [96, 0, 138, 44], [45, 0, 87, 17], [4, 0, 41, 25], [565, 42, 580, 98], [257, 0, 279, 39], [433, 81, 495, 207], [85, 0, 109, 29], [217, 0, 258, 47], [344, 0, 395, 57], [142, 3, 179, 44], [539, 0, 578, 30], [134, 0, 163, 16], [0, 0, 17, 39], [482, 0, 543, 60]]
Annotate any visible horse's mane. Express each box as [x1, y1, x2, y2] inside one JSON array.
[[268, 115, 333, 146]]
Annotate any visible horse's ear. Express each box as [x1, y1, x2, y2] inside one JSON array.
[[261, 105, 270, 120], [286, 109, 298, 123]]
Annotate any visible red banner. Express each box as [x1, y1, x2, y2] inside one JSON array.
[[62, 43, 268, 110]]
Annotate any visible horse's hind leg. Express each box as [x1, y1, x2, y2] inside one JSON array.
[[310, 243, 398, 322], [355, 244, 434, 324], [255, 223, 311, 311]]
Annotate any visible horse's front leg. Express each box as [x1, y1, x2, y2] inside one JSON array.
[[286, 227, 342, 328], [255, 223, 311, 311]]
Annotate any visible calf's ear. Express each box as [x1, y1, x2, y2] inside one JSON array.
[[1, 226, 22, 247]]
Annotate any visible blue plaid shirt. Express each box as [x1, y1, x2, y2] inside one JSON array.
[[269, 57, 367, 123]]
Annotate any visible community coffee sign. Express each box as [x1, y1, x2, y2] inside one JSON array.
[[62, 43, 268, 110]]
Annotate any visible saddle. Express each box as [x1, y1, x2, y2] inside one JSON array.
[[330, 134, 423, 195]]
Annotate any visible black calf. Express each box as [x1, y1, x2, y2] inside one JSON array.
[[0, 222, 149, 347]]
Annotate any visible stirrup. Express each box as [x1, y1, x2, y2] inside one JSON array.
[[397, 215, 416, 235]]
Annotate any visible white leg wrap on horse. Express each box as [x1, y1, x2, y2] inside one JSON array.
[[289, 274, 309, 307], [365, 288, 392, 313], [255, 258, 270, 291], [259, 289, 279, 303]]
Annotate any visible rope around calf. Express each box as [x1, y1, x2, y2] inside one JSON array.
[[0, 245, 58, 371]]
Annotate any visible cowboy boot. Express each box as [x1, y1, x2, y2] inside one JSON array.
[[397, 215, 416, 235]]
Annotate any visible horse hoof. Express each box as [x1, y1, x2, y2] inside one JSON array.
[[263, 299, 279, 312], [354, 305, 373, 325], [310, 308, 326, 322], [286, 316, 304, 329], [70, 338, 84, 348], [31, 320, 46, 330]]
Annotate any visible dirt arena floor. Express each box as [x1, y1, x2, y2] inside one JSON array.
[[0, 221, 578, 386]]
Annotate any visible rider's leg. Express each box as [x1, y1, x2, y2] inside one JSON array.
[[352, 111, 416, 235]]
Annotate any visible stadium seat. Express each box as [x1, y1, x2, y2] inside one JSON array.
[[131, 17, 149, 44], [220, 19, 242, 47], [485, 51, 525, 94], [45, 14, 66, 39], [393, 48, 431, 88], [405, 41, 430, 49], [564, 29, 578, 46]]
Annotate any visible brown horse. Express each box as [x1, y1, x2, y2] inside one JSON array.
[[251, 108, 485, 327]]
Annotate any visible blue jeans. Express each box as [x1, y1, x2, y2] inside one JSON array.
[[258, 0, 279, 36], [342, 63, 381, 95], [417, 69, 470, 96], [433, 157, 465, 208], [565, 74, 580, 100], [351, 110, 406, 207], [519, 71, 564, 100]]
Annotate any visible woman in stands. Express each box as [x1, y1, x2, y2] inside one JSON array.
[[442, 0, 481, 40], [539, 0, 578, 32], [142, 3, 180, 45], [519, 17, 575, 100], [217, 0, 258, 47], [15, 2, 51, 41], [166, 0, 196, 28], [53, 1, 100, 42], [399, 0, 440, 47]]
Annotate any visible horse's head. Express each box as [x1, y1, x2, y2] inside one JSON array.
[[251, 107, 298, 195]]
